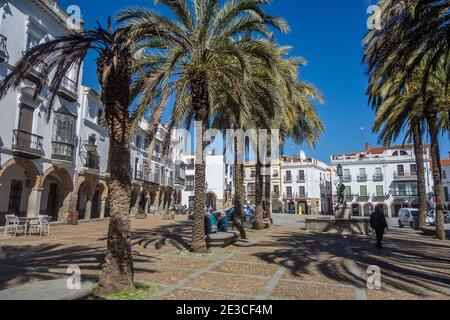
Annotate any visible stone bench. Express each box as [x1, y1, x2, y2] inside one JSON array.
[[0, 279, 93, 300], [421, 227, 436, 236], [206, 231, 239, 248]]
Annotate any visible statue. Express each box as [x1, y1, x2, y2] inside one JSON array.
[[336, 181, 346, 207]]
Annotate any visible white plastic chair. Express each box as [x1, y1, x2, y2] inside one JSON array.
[[3, 215, 26, 238], [28, 215, 51, 237]]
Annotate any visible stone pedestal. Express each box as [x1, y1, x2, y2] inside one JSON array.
[[334, 205, 351, 219]]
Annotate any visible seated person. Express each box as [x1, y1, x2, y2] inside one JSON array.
[[217, 211, 229, 232], [205, 212, 218, 235]]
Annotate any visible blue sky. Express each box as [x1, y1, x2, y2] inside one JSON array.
[[59, 0, 450, 163]]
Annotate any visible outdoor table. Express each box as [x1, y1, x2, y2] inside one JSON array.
[[18, 217, 39, 237]]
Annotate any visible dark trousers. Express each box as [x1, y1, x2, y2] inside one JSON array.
[[375, 228, 385, 248]]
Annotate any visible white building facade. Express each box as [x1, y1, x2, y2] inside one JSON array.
[[331, 144, 434, 217], [442, 158, 450, 209], [0, 0, 82, 224]]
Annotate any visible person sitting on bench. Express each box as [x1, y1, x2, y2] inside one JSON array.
[[217, 211, 229, 232]]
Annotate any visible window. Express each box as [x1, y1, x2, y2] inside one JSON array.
[[273, 185, 280, 194], [396, 183, 407, 196], [410, 164, 417, 175], [344, 169, 350, 177], [286, 171, 292, 181], [375, 167, 382, 175], [397, 165, 405, 176], [186, 176, 195, 190], [273, 169, 279, 178], [443, 170, 447, 180], [299, 186, 306, 197], [376, 186, 384, 197], [360, 186, 368, 197], [359, 168, 366, 175], [410, 183, 418, 196], [53, 111, 76, 145], [136, 136, 142, 149], [344, 186, 352, 197], [154, 143, 161, 155], [26, 32, 41, 51], [445, 187, 449, 202], [287, 187, 292, 197], [298, 170, 305, 181]]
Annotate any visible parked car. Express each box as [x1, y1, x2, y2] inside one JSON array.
[[428, 210, 450, 224], [398, 208, 435, 229]]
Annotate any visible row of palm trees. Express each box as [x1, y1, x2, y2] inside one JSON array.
[[0, 0, 322, 294], [364, 0, 450, 240]]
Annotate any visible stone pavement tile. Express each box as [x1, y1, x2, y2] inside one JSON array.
[[134, 268, 194, 286], [228, 252, 271, 264], [212, 262, 278, 278], [131, 244, 178, 257], [281, 261, 353, 286], [150, 256, 213, 270], [165, 288, 255, 300], [271, 280, 356, 300], [186, 272, 270, 295], [366, 289, 450, 300]]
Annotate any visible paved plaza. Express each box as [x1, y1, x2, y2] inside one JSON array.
[[0, 214, 449, 300]]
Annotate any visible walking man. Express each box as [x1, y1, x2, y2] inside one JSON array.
[[370, 206, 388, 249]]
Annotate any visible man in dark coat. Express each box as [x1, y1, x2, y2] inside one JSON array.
[[370, 206, 389, 249]]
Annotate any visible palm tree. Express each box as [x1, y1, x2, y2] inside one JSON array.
[[118, 0, 289, 252], [365, 1, 450, 239], [364, 0, 450, 109], [369, 71, 430, 228], [367, 59, 449, 239], [0, 21, 164, 293]]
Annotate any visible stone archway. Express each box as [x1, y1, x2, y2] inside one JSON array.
[[206, 192, 217, 211], [0, 158, 42, 223], [41, 166, 74, 221]]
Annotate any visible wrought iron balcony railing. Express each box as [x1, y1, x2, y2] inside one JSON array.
[[12, 130, 44, 159], [357, 174, 368, 182], [58, 76, 78, 102], [84, 152, 100, 170], [373, 174, 384, 182], [51, 141, 74, 162]]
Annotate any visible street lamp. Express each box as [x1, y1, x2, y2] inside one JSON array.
[[337, 164, 343, 178]]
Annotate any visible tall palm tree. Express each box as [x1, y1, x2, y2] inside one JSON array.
[[365, 0, 450, 107], [0, 21, 162, 293], [368, 59, 449, 239], [118, 0, 289, 252]]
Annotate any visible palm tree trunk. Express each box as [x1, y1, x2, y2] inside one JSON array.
[[234, 138, 247, 239], [427, 113, 446, 240], [98, 53, 135, 294], [264, 163, 273, 224], [191, 72, 209, 253], [412, 122, 428, 228], [254, 160, 264, 230]]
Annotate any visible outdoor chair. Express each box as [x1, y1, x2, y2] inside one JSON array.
[[3, 215, 26, 238], [28, 215, 51, 237]]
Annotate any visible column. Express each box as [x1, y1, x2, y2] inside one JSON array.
[[99, 200, 107, 219], [84, 198, 93, 220], [27, 188, 43, 218]]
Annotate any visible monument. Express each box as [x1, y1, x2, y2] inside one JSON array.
[[305, 164, 371, 235]]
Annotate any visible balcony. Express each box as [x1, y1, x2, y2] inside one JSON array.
[[295, 193, 308, 200], [84, 152, 100, 170], [11, 130, 44, 159], [51, 141, 75, 162], [393, 171, 417, 181], [357, 174, 367, 182], [272, 192, 280, 199], [297, 176, 306, 183], [0, 34, 7, 62], [24, 58, 48, 83], [394, 191, 418, 198], [57, 76, 78, 102], [175, 177, 185, 186], [149, 173, 161, 185], [283, 193, 294, 200], [343, 175, 352, 183], [284, 176, 293, 183], [373, 174, 384, 182]]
